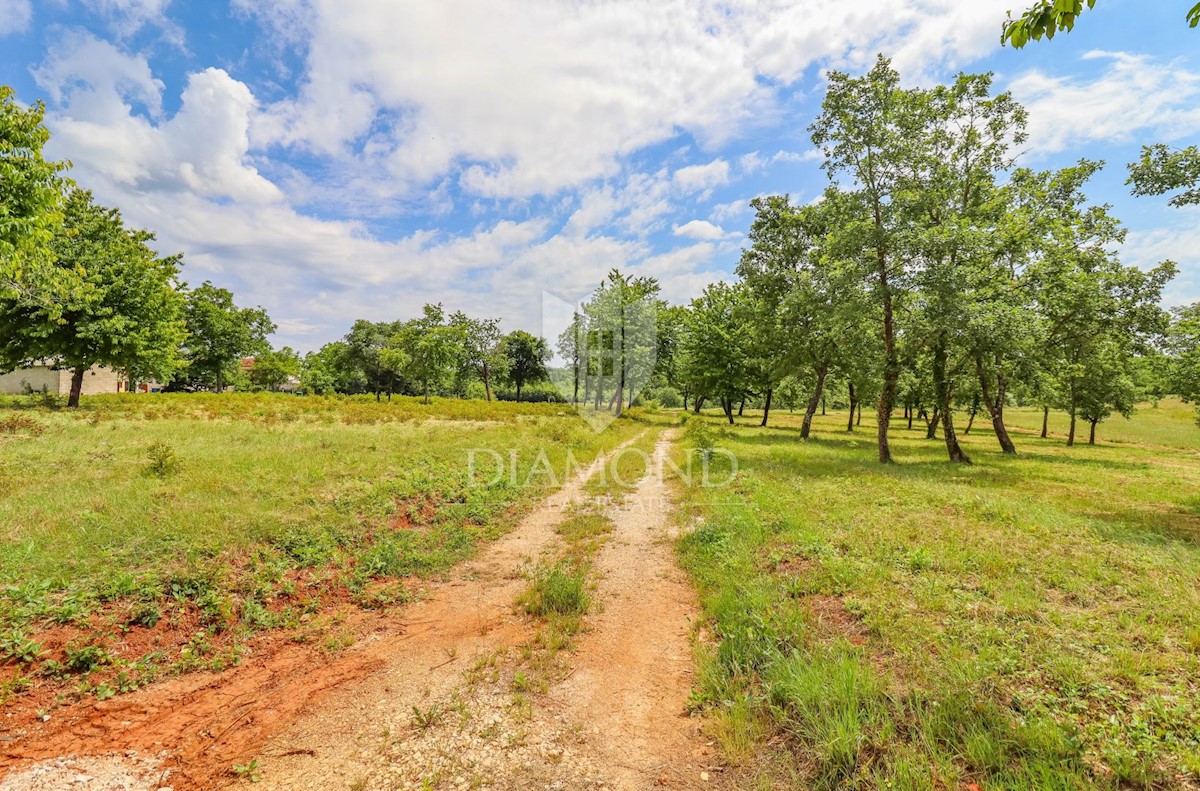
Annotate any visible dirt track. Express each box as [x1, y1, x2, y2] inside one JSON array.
[[1, 432, 711, 790]]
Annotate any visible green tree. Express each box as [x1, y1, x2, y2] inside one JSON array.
[[343, 319, 404, 400], [249, 346, 301, 392], [500, 330, 550, 402], [811, 56, 927, 462], [387, 304, 464, 404], [680, 282, 753, 424], [1127, 144, 1200, 208], [450, 311, 505, 402], [0, 189, 186, 407], [557, 310, 586, 406], [0, 85, 70, 302], [1002, 1, 1200, 49], [1164, 302, 1200, 424], [178, 282, 274, 391]]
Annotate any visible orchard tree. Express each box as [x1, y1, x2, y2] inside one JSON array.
[[450, 311, 505, 402], [343, 319, 403, 400], [0, 86, 70, 302], [501, 330, 550, 402], [1165, 303, 1200, 423], [249, 346, 301, 392], [0, 189, 186, 407], [680, 282, 753, 424], [557, 310, 586, 406], [389, 304, 464, 404], [811, 56, 924, 463], [179, 282, 274, 390]]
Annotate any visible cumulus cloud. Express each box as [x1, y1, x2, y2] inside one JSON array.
[[1011, 52, 1200, 155], [674, 219, 733, 241], [247, 0, 1011, 200], [35, 31, 280, 203]]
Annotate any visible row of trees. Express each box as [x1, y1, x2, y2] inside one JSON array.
[[671, 58, 1195, 460], [296, 310, 552, 403], [1, 87, 279, 405]]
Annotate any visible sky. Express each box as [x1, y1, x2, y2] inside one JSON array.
[[1, 0, 1198, 351]]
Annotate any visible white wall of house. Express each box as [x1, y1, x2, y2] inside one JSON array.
[[0, 365, 126, 396]]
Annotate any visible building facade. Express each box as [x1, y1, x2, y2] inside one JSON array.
[[0, 365, 128, 396]]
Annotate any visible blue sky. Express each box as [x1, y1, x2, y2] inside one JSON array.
[[1, 0, 1198, 350]]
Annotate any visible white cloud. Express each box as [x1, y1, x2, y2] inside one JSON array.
[[1122, 211, 1200, 307], [673, 159, 730, 197], [35, 31, 280, 203], [251, 0, 1011, 200], [78, 0, 182, 44], [709, 199, 751, 223], [1011, 52, 1200, 155], [0, 0, 32, 36], [674, 219, 733, 241]]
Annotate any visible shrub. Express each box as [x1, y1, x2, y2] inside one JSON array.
[[143, 442, 180, 478]]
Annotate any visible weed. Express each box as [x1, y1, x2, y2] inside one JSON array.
[[520, 563, 589, 618], [0, 629, 45, 664], [232, 759, 261, 783], [412, 703, 445, 731], [143, 441, 180, 478]]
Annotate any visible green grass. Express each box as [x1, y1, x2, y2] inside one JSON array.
[[0, 392, 642, 702], [678, 402, 1200, 789]]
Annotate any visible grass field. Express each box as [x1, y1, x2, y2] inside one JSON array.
[[0, 393, 643, 707], [677, 401, 1200, 789]]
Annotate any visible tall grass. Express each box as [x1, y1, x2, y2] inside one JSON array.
[[678, 402, 1200, 789]]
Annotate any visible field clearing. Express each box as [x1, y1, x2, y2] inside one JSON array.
[[678, 403, 1200, 789], [0, 393, 647, 720]]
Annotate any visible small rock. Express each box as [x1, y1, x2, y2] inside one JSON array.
[[700, 771, 710, 781]]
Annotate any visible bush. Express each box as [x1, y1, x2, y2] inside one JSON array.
[[641, 386, 682, 408], [494, 383, 568, 403]]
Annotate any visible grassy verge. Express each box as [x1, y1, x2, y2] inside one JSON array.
[[677, 404, 1200, 790], [0, 393, 642, 709]]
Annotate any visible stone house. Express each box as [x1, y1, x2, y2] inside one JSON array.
[[0, 364, 132, 395]]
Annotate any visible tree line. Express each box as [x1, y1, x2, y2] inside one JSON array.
[[672, 58, 1196, 461]]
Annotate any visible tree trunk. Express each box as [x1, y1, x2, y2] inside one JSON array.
[[682, 390, 688, 411], [68, 365, 86, 408], [907, 405, 914, 430], [693, 396, 704, 414], [1041, 406, 1049, 439], [722, 397, 734, 425], [964, 408, 976, 435], [1089, 418, 1098, 445], [1067, 383, 1077, 446], [925, 407, 940, 440], [933, 337, 970, 463], [801, 365, 828, 440], [821, 395, 826, 416], [846, 383, 857, 432], [975, 356, 1016, 454], [738, 396, 746, 417], [483, 366, 494, 402], [856, 401, 862, 426], [876, 242, 897, 463], [516, 382, 523, 403], [761, 387, 773, 427]]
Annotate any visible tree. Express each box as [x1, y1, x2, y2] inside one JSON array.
[[450, 311, 505, 401], [388, 304, 464, 404], [580, 270, 660, 415], [1073, 337, 1138, 444], [811, 56, 928, 463], [1164, 303, 1200, 424], [0, 189, 186, 407], [249, 346, 301, 392], [501, 330, 550, 402], [343, 319, 403, 400], [1001, 1, 1200, 49], [1128, 144, 1200, 208], [557, 310, 586, 406], [0, 86, 70, 302], [680, 282, 753, 425], [178, 282, 275, 391]]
